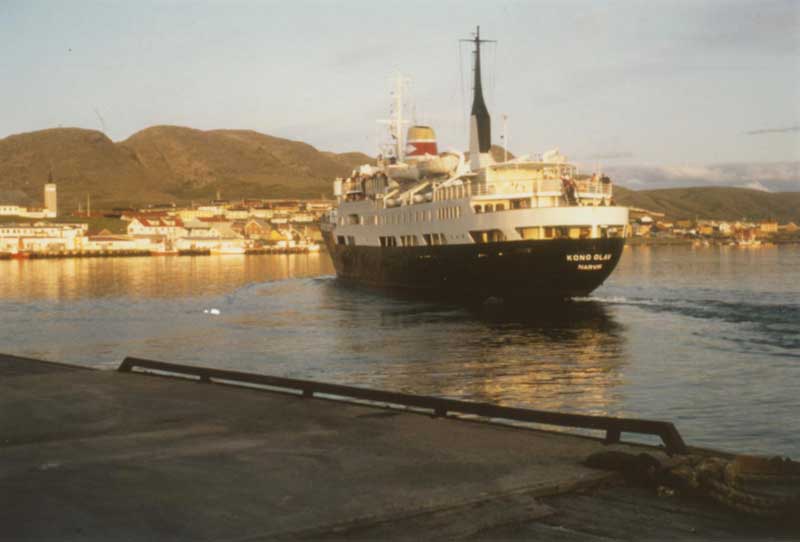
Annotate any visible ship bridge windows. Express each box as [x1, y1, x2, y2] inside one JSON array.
[[469, 230, 506, 244]]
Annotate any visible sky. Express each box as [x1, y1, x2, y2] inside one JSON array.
[[1, 0, 798, 191]]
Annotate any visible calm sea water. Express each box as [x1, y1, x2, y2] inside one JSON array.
[[1, 246, 798, 456]]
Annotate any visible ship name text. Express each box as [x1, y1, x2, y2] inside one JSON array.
[[566, 253, 612, 262]]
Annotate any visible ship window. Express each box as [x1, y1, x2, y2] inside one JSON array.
[[485, 204, 494, 213], [474, 205, 482, 213], [567, 227, 592, 239], [469, 229, 506, 244], [495, 203, 505, 211], [379, 236, 397, 247], [347, 236, 356, 246], [516, 227, 542, 240], [510, 198, 531, 210], [424, 233, 448, 246], [400, 235, 419, 247], [336, 235, 346, 245]]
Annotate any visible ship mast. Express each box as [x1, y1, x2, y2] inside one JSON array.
[[463, 26, 495, 171], [378, 74, 411, 162], [394, 75, 406, 161]]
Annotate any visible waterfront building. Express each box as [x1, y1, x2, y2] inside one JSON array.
[[780, 222, 798, 233], [127, 216, 187, 240], [224, 206, 250, 220], [243, 218, 272, 240], [758, 221, 779, 235], [0, 205, 27, 216], [86, 234, 140, 251], [175, 219, 247, 252], [290, 213, 315, 224], [250, 207, 274, 219], [0, 222, 87, 253]]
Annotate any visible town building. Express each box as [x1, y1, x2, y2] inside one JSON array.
[[44, 183, 57, 217], [0, 223, 87, 253]]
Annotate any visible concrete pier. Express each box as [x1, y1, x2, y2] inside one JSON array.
[[0, 354, 789, 540]]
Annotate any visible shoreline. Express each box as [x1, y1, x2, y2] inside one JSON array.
[[0, 247, 324, 260]]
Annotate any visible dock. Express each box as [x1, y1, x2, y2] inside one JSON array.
[[0, 353, 793, 540]]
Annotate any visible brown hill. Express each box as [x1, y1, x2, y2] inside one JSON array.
[[0, 126, 371, 209], [0, 128, 167, 209], [120, 126, 372, 201], [614, 186, 800, 223]]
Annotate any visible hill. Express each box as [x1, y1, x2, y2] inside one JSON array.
[[119, 126, 371, 201], [0, 128, 167, 209], [614, 186, 800, 223], [1, 126, 797, 222], [0, 126, 371, 209]]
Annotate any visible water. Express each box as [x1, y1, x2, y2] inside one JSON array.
[[1, 246, 798, 456]]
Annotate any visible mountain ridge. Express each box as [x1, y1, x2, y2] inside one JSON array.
[[0, 126, 797, 222]]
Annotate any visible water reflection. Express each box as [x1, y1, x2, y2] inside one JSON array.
[[319, 281, 628, 416], [2, 246, 798, 454], [0, 254, 335, 300]]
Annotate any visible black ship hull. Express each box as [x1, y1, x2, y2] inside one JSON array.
[[322, 233, 625, 301]]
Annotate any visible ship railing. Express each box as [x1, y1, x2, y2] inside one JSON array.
[[467, 179, 613, 199], [118, 357, 688, 454]]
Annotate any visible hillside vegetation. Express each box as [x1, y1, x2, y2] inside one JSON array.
[[614, 186, 800, 223], [0, 126, 370, 209]]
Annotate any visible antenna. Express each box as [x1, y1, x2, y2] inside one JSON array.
[[377, 73, 411, 161], [93, 107, 107, 133]]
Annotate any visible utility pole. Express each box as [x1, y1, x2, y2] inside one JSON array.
[[502, 114, 508, 162]]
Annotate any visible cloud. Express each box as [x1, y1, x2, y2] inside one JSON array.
[[745, 125, 800, 135], [585, 151, 634, 160], [743, 181, 770, 192], [606, 161, 800, 192]]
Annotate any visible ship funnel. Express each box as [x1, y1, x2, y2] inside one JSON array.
[[406, 125, 438, 157]]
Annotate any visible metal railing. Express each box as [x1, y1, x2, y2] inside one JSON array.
[[118, 357, 687, 454]]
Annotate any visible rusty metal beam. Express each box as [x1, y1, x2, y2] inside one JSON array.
[[118, 356, 687, 454]]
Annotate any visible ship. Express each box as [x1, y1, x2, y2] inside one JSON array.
[[321, 27, 629, 302]]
